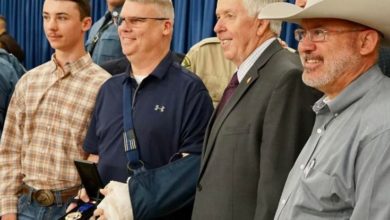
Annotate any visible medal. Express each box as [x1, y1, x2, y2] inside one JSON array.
[[65, 203, 94, 220], [65, 211, 82, 220]]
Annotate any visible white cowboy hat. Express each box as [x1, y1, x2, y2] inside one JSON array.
[[258, 0, 390, 46]]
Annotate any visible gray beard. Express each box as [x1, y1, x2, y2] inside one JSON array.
[[301, 51, 360, 90]]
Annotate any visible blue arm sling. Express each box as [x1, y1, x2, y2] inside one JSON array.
[[122, 77, 200, 219]]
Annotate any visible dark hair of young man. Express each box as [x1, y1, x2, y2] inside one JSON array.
[[55, 0, 91, 19]]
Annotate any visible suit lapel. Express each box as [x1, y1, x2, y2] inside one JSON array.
[[199, 41, 283, 179]]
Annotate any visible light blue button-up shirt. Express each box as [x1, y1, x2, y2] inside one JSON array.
[[275, 65, 390, 220]]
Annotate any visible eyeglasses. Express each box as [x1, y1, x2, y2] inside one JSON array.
[[115, 16, 169, 26], [294, 28, 366, 42]]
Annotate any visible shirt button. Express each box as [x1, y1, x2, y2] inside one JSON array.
[[300, 164, 305, 170], [197, 183, 202, 191], [334, 113, 339, 117], [281, 199, 287, 205], [316, 128, 322, 134]]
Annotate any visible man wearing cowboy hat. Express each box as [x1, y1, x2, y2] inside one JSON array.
[[294, 0, 390, 77], [191, 0, 322, 219], [259, 0, 390, 219]]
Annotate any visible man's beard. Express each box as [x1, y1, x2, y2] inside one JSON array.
[[301, 48, 361, 90]]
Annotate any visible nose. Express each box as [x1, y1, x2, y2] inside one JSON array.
[[214, 18, 225, 35], [45, 18, 58, 31], [298, 37, 316, 54], [118, 22, 130, 34]]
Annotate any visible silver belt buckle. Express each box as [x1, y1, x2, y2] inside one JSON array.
[[33, 189, 55, 206]]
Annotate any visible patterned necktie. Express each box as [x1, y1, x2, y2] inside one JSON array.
[[216, 72, 239, 115]]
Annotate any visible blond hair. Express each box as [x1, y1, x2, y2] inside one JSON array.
[[126, 0, 174, 19]]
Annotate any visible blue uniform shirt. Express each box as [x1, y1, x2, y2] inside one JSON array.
[[0, 48, 26, 78], [86, 8, 124, 66], [0, 57, 20, 137], [84, 52, 213, 184]]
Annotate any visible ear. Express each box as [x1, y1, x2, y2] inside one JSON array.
[[256, 19, 270, 36], [358, 29, 380, 56], [81, 17, 92, 32], [162, 19, 173, 36]]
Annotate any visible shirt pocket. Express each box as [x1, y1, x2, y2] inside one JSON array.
[[99, 32, 122, 57], [295, 165, 353, 218]]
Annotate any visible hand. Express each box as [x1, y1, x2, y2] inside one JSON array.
[[99, 187, 110, 197], [94, 181, 133, 219], [89, 186, 111, 220], [87, 154, 99, 163], [90, 208, 106, 220], [66, 188, 90, 213], [1, 213, 17, 220]]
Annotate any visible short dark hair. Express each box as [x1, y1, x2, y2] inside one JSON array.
[[54, 0, 91, 19]]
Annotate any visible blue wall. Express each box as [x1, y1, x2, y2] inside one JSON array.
[[0, 0, 218, 69], [0, 0, 296, 70]]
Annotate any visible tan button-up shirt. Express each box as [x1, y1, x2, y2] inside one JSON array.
[[182, 37, 236, 107], [0, 53, 110, 215]]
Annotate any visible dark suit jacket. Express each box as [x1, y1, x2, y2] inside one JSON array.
[[192, 41, 321, 220]]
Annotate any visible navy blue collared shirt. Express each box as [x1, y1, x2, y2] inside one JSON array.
[[84, 52, 213, 184]]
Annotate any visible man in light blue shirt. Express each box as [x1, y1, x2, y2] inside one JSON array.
[[259, 0, 390, 219], [86, 0, 125, 65]]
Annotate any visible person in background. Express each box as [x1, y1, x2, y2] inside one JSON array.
[[75, 0, 213, 219], [86, 0, 125, 65], [0, 57, 18, 138], [0, 45, 26, 77], [191, 0, 321, 219], [182, 37, 236, 107], [259, 0, 390, 219], [0, 46, 26, 139], [0, 0, 110, 219], [0, 15, 25, 63]]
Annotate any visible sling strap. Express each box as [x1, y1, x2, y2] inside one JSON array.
[[122, 77, 145, 175]]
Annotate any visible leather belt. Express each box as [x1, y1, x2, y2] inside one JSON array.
[[20, 184, 81, 207]]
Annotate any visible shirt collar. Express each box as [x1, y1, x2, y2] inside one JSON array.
[[112, 6, 123, 14], [314, 65, 383, 114], [236, 37, 276, 82], [122, 51, 173, 83], [107, 6, 122, 19], [49, 53, 93, 78]]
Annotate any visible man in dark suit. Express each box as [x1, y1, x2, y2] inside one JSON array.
[[191, 0, 321, 219]]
